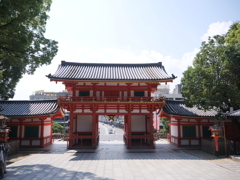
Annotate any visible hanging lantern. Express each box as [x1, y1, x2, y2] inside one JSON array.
[[209, 124, 222, 156]]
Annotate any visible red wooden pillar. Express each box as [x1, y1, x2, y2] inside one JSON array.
[[19, 119, 23, 147], [92, 112, 96, 148], [69, 110, 74, 148], [149, 112, 154, 147], [197, 120, 201, 145], [127, 113, 132, 148], [177, 119, 181, 146], [41, 118, 44, 147]]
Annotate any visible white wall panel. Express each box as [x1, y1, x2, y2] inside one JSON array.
[[132, 109, 139, 113], [90, 90, 93, 96], [74, 109, 82, 113], [106, 109, 117, 113], [77, 115, 92, 132], [44, 125, 51, 137], [171, 125, 178, 137], [191, 139, 199, 145], [131, 91, 134, 97], [131, 115, 145, 132], [33, 118, 40, 121], [119, 110, 127, 113], [181, 139, 189, 145], [21, 140, 30, 146], [144, 91, 148, 97], [32, 140, 40, 145]]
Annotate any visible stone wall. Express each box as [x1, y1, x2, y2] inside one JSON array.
[[7, 140, 19, 156]]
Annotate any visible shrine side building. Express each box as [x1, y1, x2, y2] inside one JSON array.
[[1, 100, 64, 147], [159, 100, 240, 147], [47, 61, 176, 149]]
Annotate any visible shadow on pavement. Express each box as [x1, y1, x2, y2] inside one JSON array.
[[5, 164, 114, 180]]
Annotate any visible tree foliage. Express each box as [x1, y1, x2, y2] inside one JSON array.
[[52, 121, 63, 134], [160, 118, 169, 133], [181, 22, 240, 112], [0, 0, 58, 99]]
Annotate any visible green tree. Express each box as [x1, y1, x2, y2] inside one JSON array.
[[160, 118, 169, 133], [0, 0, 58, 99], [52, 121, 63, 134], [181, 22, 240, 112]]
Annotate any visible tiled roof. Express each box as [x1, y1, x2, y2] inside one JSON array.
[[46, 61, 176, 81], [0, 100, 61, 117], [162, 100, 218, 117], [224, 109, 240, 117]]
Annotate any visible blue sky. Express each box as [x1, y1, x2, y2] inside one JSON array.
[[12, 0, 240, 100]]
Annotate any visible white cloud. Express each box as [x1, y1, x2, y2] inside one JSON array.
[[201, 21, 232, 42]]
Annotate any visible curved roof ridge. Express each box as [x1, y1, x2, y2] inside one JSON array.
[[61, 61, 163, 67]]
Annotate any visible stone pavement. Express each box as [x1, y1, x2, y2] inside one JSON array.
[[5, 139, 240, 180]]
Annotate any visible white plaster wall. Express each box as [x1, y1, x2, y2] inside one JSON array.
[[44, 125, 51, 137], [144, 91, 148, 97], [84, 109, 92, 113], [32, 140, 40, 145], [90, 90, 93, 96], [191, 139, 199, 145], [131, 91, 134, 97], [124, 91, 128, 97], [76, 90, 79, 96], [106, 83, 118, 86], [119, 83, 127, 86], [181, 139, 189, 145], [119, 110, 127, 113], [131, 115, 145, 132], [132, 109, 139, 113], [24, 119, 31, 122], [171, 125, 178, 137], [11, 119, 19, 122], [33, 118, 40, 121], [96, 91, 100, 96], [21, 140, 30, 146], [96, 109, 104, 113], [106, 109, 117, 113], [74, 109, 82, 113], [77, 115, 92, 132], [189, 119, 196, 122]]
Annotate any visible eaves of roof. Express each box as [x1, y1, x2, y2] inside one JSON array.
[[0, 100, 61, 117]]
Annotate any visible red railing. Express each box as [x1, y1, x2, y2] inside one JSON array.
[[58, 96, 165, 103], [123, 132, 155, 148]]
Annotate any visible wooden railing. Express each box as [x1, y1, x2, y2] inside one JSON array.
[[58, 96, 165, 103], [123, 132, 155, 148]]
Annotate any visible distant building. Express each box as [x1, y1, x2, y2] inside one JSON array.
[[152, 84, 183, 101], [30, 90, 72, 100]]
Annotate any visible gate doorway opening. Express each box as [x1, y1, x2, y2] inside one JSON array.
[[68, 114, 155, 149]]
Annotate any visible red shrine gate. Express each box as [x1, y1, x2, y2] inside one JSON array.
[[48, 61, 175, 148]]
